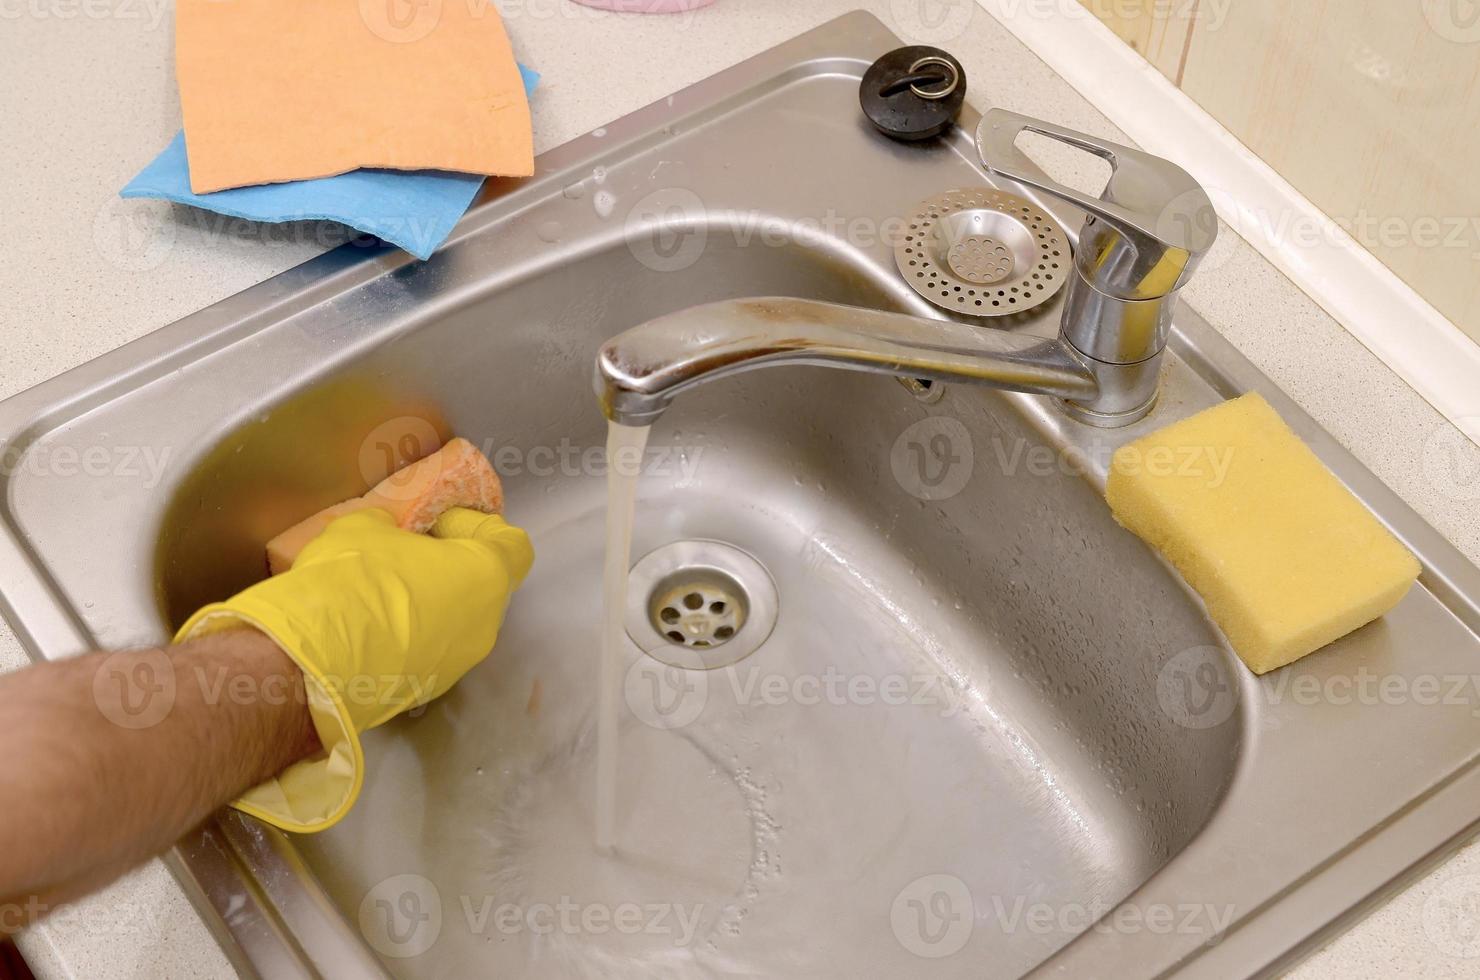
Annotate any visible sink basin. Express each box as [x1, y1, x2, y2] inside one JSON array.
[[3, 13, 1479, 979]]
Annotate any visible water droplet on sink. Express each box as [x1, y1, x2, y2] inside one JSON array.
[[593, 127, 607, 138], [536, 220, 562, 243], [593, 190, 616, 219], [592, 166, 608, 184], [562, 182, 586, 200]]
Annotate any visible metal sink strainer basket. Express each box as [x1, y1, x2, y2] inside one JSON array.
[[895, 187, 1070, 316]]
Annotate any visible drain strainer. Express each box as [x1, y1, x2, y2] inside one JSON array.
[[650, 570, 747, 648], [894, 187, 1069, 316], [626, 540, 778, 670]]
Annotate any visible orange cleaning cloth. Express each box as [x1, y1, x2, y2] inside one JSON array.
[[175, 0, 535, 194]]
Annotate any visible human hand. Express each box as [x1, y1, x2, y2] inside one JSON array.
[[175, 506, 533, 831]]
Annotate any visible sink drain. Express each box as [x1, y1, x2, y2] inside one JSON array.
[[894, 186, 1069, 317], [650, 570, 747, 649], [626, 540, 778, 669]]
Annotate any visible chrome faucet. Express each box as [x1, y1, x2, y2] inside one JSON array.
[[596, 109, 1216, 429]]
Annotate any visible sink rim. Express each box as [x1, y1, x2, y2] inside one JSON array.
[[1, 11, 1478, 979]]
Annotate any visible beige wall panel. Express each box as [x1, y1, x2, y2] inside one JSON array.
[[1077, 0, 1197, 80], [1177, 0, 1480, 341]]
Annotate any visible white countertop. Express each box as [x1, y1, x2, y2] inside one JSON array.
[[3, 1, 1479, 976]]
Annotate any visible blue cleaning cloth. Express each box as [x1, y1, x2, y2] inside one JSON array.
[[121, 64, 539, 260]]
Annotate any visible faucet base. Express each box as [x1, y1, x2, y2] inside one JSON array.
[[1058, 349, 1163, 427], [1059, 392, 1157, 427]]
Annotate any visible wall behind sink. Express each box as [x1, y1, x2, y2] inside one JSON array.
[[1075, 0, 1480, 345]]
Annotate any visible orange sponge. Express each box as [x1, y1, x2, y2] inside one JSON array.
[[266, 437, 503, 575]]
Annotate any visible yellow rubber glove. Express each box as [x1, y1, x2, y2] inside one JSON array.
[[174, 507, 534, 833]]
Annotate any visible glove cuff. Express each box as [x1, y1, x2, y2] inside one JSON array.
[[174, 604, 364, 834]]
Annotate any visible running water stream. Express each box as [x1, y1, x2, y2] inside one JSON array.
[[596, 420, 650, 850]]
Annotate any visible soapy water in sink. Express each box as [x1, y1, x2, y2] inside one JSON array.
[[598, 421, 650, 850], [474, 722, 758, 976], [302, 441, 1151, 977], [313, 500, 791, 977]]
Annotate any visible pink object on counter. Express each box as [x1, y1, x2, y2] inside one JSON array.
[[570, 0, 715, 10]]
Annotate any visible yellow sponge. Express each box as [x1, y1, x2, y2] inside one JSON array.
[[1106, 393, 1420, 674]]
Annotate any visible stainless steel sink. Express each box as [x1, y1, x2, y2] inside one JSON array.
[[2, 13, 1479, 979]]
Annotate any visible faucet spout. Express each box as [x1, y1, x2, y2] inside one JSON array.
[[595, 297, 1099, 427], [596, 111, 1215, 429]]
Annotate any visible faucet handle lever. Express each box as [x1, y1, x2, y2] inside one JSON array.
[[976, 108, 1216, 301]]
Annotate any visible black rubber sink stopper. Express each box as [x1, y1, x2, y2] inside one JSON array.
[[860, 46, 967, 142]]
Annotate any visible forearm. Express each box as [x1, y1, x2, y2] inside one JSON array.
[[0, 630, 318, 925]]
